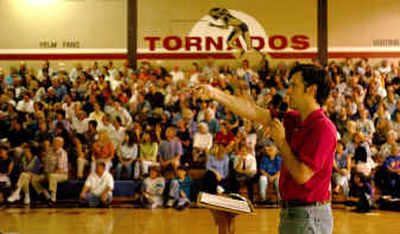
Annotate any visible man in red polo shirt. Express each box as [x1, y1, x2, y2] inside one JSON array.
[[197, 64, 336, 234]]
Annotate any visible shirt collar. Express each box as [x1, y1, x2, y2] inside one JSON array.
[[299, 108, 325, 127]]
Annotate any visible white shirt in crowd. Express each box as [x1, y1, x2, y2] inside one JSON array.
[[118, 144, 138, 160], [62, 102, 76, 120], [109, 78, 122, 91], [89, 111, 104, 124], [236, 67, 256, 79], [111, 127, 126, 149], [72, 117, 89, 134], [193, 132, 213, 150], [355, 158, 376, 177], [16, 99, 34, 113], [189, 72, 199, 88], [84, 171, 114, 196], [246, 133, 257, 156], [169, 69, 185, 85], [234, 153, 257, 176], [97, 123, 116, 139], [106, 106, 133, 127]]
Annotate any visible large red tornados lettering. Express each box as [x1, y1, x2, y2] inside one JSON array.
[[144, 35, 310, 51]]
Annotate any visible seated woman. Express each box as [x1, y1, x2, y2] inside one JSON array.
[[91, 130, 115, 172], [134, 131, 159, 179], [332, 140, 352, 197], [115, 131, 138, 180], [214, 121, 235, 151], [202, 143, 230, 194], [192, 122, 213, 167], [352, 145, 375, 178], [8, 145, 41, 205]]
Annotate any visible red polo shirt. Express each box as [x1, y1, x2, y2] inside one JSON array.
[[279, 108, 337, 202]]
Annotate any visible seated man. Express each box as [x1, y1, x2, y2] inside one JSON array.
[[79, 162, 114, 207], [231, 144, 257, 202], [259, 142, 282, 203], [0, 145, 13, 189], [31, 137, 68, 204], [158, 127, 182, 173], [7, 145, 42, 205], [382, 146, 400, 197]]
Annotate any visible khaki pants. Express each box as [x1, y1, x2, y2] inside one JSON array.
[[32, 173, 68, 201], [17, 172, 33, 195], [77, 158, 88, 178]]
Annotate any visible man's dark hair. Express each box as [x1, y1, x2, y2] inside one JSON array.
[[177, 165, 188, 172], [56, 110, 66, 118], [354, 146, 368, 164], [337, 140, 345, 149], [288, 64, 333, 106], [89, 120, 98, 129]]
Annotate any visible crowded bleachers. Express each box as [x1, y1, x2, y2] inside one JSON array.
[[0, 57, 400, 212]]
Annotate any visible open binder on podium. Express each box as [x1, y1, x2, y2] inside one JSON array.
[[197, 192, 255, 214]]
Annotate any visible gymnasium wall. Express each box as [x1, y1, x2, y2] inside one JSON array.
[[0, 0, 399, 69]]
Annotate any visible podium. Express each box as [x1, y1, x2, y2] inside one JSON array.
[[197, 192, 255, 214]]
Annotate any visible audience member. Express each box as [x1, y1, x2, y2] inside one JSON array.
[[141, 166, 165, 209], [167, 166, 192, 210], [31, 137, 68, 204], [79, 162, 114, 207], [258, 142, 282, 203], [8, 145, 42, 205], [115, 131, 138, 180], [134, 131, 159, 179]]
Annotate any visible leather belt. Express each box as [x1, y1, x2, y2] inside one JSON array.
[[281, 200, 331, 208]]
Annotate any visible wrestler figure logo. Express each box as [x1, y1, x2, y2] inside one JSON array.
[[208, 7, 263, 57]]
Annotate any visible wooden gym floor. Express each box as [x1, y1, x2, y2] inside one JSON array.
[[0, 207, 399, 234]]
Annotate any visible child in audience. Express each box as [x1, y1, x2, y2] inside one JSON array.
[[347, 173, 374, 213], [167, 166, 192, 210], [332, 140, 351, 196], [141, 166, 165, 208]]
